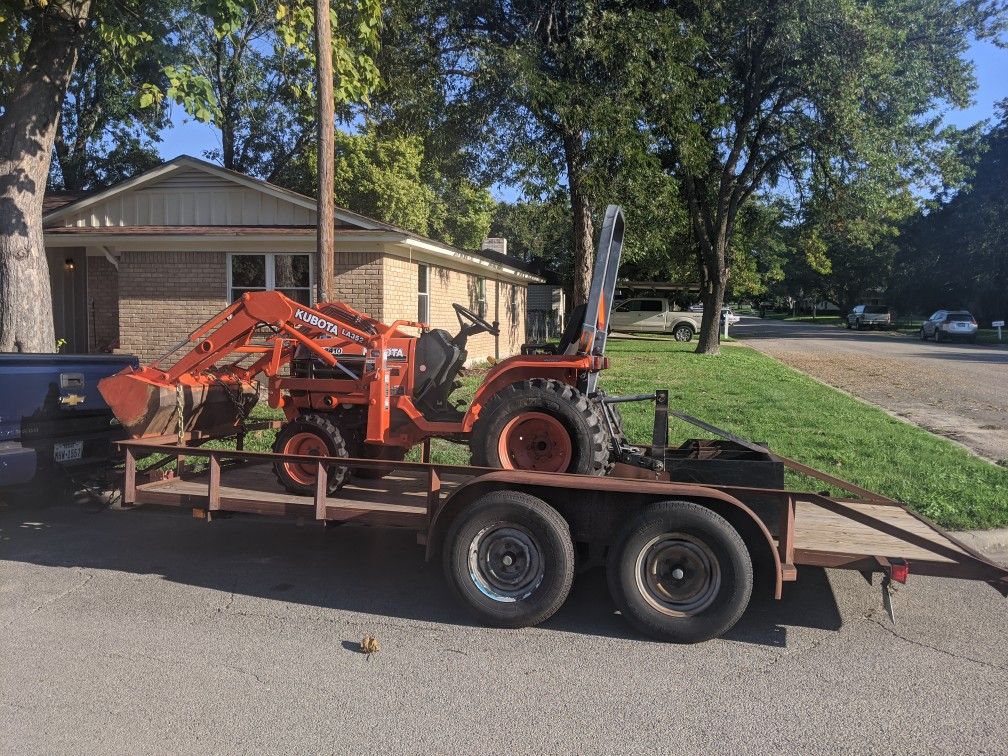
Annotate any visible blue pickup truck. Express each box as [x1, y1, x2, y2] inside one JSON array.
[[0, 353, 138, 487]]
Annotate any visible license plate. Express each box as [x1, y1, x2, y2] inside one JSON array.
[[54, 441, 83, 463]]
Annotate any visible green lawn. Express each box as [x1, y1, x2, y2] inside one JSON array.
[[179, 338, 1008, 530]]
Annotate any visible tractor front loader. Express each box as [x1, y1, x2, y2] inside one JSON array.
[[99, 205, 630, 492]]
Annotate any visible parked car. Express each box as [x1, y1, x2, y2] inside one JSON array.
[[920, 310, 978, 343], [0, 353, 137, 488], [846, 304, 891, 330], [610, 298, 702, 341]]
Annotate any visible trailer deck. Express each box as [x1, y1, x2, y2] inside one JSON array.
[[122, 441, 1007, 595]]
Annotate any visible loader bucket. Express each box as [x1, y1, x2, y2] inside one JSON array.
[[98, 370, 259, 439]]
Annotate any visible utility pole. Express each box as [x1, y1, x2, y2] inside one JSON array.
[[315, 0, 335, 303]]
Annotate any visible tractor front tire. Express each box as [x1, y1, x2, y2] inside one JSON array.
[[469, 378, 610, 475], [273, 413, 350, 495]]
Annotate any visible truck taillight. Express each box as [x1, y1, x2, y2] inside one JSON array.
[[890, 562, 909, 584]]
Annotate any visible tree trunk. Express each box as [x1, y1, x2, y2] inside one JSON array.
[[696, 241, 727, 355], [314, 0, 335, 303], [563, 130, 593, 306], [0, 5, 89, 353]]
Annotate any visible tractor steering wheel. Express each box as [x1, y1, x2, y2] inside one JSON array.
[[453, 302, 499, 336]]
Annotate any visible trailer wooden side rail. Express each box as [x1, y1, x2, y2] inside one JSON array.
[[117, 439, 1008, 643]]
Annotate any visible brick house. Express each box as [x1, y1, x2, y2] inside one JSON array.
[[42, 155, 540, 364]]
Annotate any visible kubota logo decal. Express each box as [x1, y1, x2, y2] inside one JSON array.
[[295, 309, 365, 343]]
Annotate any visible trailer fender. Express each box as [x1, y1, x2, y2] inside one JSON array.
[[425, 472, 784, 599]]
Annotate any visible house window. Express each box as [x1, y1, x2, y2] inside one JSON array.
[[509, 284, 519, 323], [229, 253, 312, 306], [417, 264, 430, 324]]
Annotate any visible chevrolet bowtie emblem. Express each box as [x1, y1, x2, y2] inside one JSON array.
[[59, 393, 86, 407]]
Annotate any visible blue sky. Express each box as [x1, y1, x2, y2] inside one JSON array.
[[157, 37, 1008, 199]]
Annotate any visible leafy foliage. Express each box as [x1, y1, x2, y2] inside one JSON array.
[[890, 103, 1008, 321], [649, 0, 1005, 352], [48, 32, 171, 190]]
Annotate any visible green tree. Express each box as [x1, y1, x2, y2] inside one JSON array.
[[173, 0, 316, 180], [0, 0, 379, 352], [373, 0, 690, 305], [650, 0, 1003, 354], [891, 104, 1008, 321], [49, 33, 171, 191], [278, 127, 496, 248]]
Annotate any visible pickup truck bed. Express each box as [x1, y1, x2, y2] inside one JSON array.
[[0, 353, 138, 486]]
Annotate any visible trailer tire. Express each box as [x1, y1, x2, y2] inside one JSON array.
[[272, 413, 350, 494], [470, 378, 610, 475], [607, 501, 753, 643], [443, 490, 575, 629]]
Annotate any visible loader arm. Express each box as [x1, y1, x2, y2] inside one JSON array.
[[98, 291, 412, 438]]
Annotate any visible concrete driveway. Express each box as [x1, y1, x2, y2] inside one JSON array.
[[732, 317, 1008, 463], [2, 497, 1006, 754]]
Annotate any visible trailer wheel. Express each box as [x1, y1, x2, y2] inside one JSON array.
[[443, 490, 575, 628], [470, 378, 610, 475], [272, 413, 349, 494], [607, 501, 752, 643]]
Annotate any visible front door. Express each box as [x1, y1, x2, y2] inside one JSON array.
[[46, 247, 88, 353]]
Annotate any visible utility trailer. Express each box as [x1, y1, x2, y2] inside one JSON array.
[[118, 419, 1008, 644]]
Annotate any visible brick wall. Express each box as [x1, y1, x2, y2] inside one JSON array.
[[381, 254, 528, 363], [114, 246, 529, 366], [86, 255, 119, 351], [331, 248, 384, 320], [382, 255, 418, 325], [118, 250, 228, 364]]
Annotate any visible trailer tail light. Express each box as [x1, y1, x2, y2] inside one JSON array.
[[890, 562, 909, 584]]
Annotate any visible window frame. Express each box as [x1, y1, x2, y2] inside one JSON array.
[[227, 252, 314, 305], [417, 263, 430, 324]]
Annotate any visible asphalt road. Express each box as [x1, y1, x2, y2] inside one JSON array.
[[2, 496, 1006, 754], [732, 317, 1008, 463]]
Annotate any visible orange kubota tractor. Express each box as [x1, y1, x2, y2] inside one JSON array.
[[99, 206, 629, 493]]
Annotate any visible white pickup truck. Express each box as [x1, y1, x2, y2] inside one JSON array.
[[609, 298, 703, 341]]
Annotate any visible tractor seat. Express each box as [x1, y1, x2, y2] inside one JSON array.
[[521, 304, 587, 356]]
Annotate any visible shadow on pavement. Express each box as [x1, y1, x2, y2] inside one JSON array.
[[0, 496, 842, 649]]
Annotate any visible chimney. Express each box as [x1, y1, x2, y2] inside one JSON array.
[[481, 237, 507, 256]]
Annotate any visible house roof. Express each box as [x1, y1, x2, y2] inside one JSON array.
[[43, 191, 87, 214], [42, 155, 542, 281]]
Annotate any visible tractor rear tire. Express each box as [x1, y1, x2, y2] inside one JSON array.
[[469, 378, 611, 475], [272, 413, 350, 495]]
